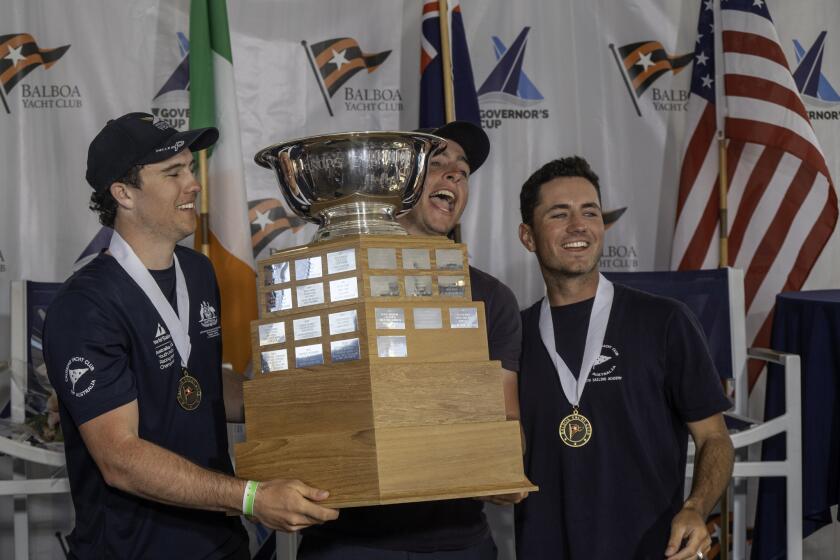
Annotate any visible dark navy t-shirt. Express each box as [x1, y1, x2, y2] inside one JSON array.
[[43, 246, 248, 559], [302, 265, 522, 551], [515, 283, 731, 560]]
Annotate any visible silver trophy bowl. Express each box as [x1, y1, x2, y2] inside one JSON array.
[[255, 131, 444, 242]]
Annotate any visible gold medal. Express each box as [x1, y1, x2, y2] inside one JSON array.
[[177, 367, 202, 411], [558, 407, 592, 447]]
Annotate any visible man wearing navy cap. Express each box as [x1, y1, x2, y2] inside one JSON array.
[[298, 121, 525, 559], [44, 113, 338, 559]]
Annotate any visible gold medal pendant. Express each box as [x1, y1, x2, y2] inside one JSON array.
[[558, 407, 592, 447], [177, 367, 202, 411]]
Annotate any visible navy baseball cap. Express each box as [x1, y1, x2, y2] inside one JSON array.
[[419, 121, 490, 173], [86, 112, 218, 192]]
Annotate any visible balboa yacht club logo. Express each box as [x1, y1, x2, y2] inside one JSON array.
[[302, 37, 397, 116], [150, 32, 190, 129], [249, 198, 306, 259], [792, 31, 840, 120], [477, 27, 549, 129], [609, 39, 692, 116], [1, 33, 77, 114], [65, 356, 96, 397]]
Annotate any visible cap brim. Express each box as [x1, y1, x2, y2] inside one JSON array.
[[418, 121, 490, 173], [138, 126, 219, 164]]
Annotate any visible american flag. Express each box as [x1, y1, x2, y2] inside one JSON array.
[[671, 0, 838, 387], [419, 0, 480, 127]]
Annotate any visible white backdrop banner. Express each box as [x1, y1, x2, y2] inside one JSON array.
[[2, 0, 838, 362]]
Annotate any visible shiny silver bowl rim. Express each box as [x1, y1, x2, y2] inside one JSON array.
[[253, 130, 445, 169]]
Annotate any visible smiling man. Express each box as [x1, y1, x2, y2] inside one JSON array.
[[514, 156, 734, 560], [298, 121, 525, 559], [43, 113, 337, 559]]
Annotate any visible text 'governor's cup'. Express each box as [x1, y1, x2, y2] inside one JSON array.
[[254, 131, 444, 242]]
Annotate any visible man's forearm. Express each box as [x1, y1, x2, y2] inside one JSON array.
[[684, 433, 734, 517], [103, 435, 245, 513]]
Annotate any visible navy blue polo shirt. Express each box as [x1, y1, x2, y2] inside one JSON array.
[[302, 265, 522, 552], [515, 283, 731, 560], [44, 246, 247, 559]]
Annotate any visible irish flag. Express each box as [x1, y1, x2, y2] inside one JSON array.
[[190, 0, 256, 374]]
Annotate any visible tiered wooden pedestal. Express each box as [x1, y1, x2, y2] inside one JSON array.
[[235, 234, 536, 508]]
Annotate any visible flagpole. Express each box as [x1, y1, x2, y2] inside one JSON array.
[[711, 4, 731, 556], [713, 0, 728, 269], [198, 149, 210, 257], [0, 87, 10, 114], [438, 0, 455, 123], [608, 43, 642, 117]]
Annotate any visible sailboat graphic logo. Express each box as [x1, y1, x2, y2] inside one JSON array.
[[477, 27, 544, 107], [792, 31, 840, 106]]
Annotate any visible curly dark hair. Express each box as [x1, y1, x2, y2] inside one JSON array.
[[89, 165, 143, 228], [519, 155, 602, 226]]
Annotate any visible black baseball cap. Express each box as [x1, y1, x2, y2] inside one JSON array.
[[419, 121, 490, 174], [86, 112, 219, 192]]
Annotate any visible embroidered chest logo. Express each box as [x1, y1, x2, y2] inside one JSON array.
[[198, 300, 220, 339], [153, 322, 176, 370], [589, 344, 622, 383], [64, 356, 95, 397]]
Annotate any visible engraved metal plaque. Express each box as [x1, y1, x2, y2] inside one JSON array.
[[263, 262, 291, 285], [370, 275, 401, 297], [435, 249, 464, 270], [295, 256, 323, 280], [293, 316, 322, 341], [438, 276, 466, 298], [377, 335, 408, 358], [449, 307, 479, 329], [331, 338, 361, 363], [327, 248, 357, 275], [296, 283, 325, 307], [368, 247, 397, 269], [267, 288, 293, 312], [260, 349, 288, 373], [375, 307, 406, 330], [402, 248, 431, 269], [413, 308, 443, 329], [258, 321, 286, 346], [405, 275, 433, 297], [329, 276, 359, 302], [329, 309, 358, 335], [295, 343, 325, 367]]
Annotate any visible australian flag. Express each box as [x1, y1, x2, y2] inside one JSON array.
[[419, 0, 480, 127]]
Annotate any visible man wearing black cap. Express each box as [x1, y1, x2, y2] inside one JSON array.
[[43, 113, 337, 559], [297, 121, 524, 559]]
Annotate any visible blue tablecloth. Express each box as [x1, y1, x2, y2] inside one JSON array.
[[752, 290, 840, 559]]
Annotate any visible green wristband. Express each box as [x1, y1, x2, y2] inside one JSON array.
[[242, 480, 259, 516]]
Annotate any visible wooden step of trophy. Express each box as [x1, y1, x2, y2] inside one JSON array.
[[235, 360, 533, 507]]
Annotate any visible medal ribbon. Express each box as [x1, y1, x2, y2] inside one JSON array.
[[538, 274, 614, 408], [109, 231, 191, 368]]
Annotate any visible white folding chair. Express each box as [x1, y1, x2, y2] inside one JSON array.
[[0, 281, 70, 560]]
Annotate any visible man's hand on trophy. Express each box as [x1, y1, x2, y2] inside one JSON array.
[[477, 491, 529, 506], [251, 479, 339, 532]]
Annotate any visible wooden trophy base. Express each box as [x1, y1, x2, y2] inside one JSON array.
[[236, 235, 537, 507]]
